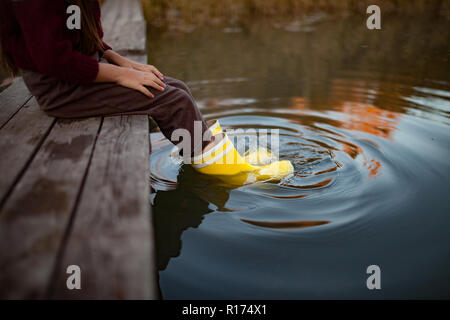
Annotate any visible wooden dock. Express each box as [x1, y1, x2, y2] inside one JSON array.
[[0, 0, 158, 299]]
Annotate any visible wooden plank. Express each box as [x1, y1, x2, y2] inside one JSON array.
[[0, 98, 55, 206], [123, 53, 147, 65], [101, 0, 147, 55], [51, 115, 157, 299], [0, 117, 101, 299], [0, 77, 33, 128]]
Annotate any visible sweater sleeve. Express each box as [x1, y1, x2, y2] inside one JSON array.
[[13, 0, 99, 84], [102, 41, 112, 51]]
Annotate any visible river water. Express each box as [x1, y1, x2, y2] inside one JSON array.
[[148, 14, 450, 299]]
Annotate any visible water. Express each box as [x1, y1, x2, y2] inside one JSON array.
[[148, 14, 450, 299]]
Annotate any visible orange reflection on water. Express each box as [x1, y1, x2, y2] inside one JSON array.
[[340, 102, 399, 140], [290, 81, 402, 178], [365, 158, 382, 178], [291, 97, 308, 110], [338, 101, 398, 178]]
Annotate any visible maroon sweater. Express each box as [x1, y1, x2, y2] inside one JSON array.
[[0, 0, 111, 84]]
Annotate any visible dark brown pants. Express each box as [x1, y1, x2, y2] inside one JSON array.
[[22, 55, 210, 156]]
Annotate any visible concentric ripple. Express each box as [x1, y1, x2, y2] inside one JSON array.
[[151, 73, 450, 299], [149, 17, 450, 298], [151, 94, 401, 229]]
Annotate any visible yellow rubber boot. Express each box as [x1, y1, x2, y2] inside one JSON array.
[[207, 119, 273, 165], [191, 133, 294, 185], [192, 133, 256, 175], [244, 148, 273, 165], [206, 119, 222, 136]]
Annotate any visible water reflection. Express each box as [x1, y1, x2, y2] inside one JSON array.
[[240, 219, 330, 229], [150, 14, 450, 298], [153, 164, 233, 271]]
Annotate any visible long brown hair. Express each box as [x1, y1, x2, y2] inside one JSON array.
[[0, 0, 18, 76], [0, 0, 104, 77], [71, 0, 105, 56]]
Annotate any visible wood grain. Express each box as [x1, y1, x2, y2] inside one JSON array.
[[0, 98, 55, 206], [0, 78, 33, 128], [51, 115, 157, 299], [0, 118, 101, 299], [0, 0, 158, 300], [101, 0, 147, 55]]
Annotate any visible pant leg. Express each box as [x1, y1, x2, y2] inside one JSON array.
[[108, 80, 211, 156], [163, 76, 192, 95], [22, 71, 211, 156]]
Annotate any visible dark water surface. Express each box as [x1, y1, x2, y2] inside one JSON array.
[[148, 14, 450, 299]]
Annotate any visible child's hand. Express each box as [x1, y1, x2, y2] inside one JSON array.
[[129, 62, 164, 81], [116, 68, 166, 98], [103, 50, 164, 81]]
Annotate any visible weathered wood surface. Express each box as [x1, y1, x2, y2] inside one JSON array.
[[121, 53, 147, 65], [101, 0, 147, 55], [0, 0, 157, 299], [52, 116, 156, 299], [0, 78, 33, 128], [0, 98, 55, 207], [0, 117, 101, 299]]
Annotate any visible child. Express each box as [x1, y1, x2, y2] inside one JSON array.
[[0, 0, 292, 184]]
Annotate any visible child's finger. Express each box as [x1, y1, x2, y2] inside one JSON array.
[[143, 78, 164, 91], [153, 77, 166, 88], [138, 85, 154, 98], [150, 65, 164, 79], [150, 81, 165, 92]]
